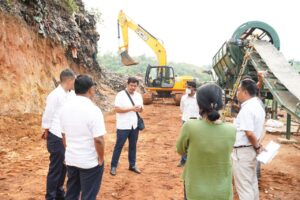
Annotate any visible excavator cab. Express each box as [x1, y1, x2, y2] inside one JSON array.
[[145, 65, 175, 88]]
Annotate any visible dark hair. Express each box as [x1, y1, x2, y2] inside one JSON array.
[[240, 79, 257, 97], [127, 77, 139, 85], [187, 81, 196, 89], [60, 69, 75, 82], [74, 75, 95, 94], [196, 83, 223, 121]]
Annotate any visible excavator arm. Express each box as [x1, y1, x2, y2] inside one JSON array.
[[117, 10, 167, 66]]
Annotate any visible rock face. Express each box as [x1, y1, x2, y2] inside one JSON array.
[[0, 0, 124, 115], [1, 0, 100, 71]]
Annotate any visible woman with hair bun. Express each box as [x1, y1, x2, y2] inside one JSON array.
[[176, 83, 236, 200]]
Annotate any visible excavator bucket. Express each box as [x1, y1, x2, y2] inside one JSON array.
[[120, 50, 139, 66]]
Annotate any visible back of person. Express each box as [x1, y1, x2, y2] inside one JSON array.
[[61, 95, 103, 169], [183, 119, 236, 200], [176, 83, 237, 200]]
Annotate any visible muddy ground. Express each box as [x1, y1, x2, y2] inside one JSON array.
[[0, 104, 299, 200]]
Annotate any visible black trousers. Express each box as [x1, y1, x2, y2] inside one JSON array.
[[111, 128, 139, 168], [45, 132, 66, 200], [65, 164, 104, 200]]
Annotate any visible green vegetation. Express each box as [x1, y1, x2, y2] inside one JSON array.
[[97, 53, 212, 82], [64, 0, 79, 13]]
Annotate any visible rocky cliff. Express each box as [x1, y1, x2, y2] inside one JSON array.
[[0, 0, 123, 115]]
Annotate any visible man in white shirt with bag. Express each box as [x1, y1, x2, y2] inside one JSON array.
[[110, 77, 144, 176]]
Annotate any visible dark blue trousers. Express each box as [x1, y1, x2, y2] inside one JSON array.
[[180, 121, 187, 165], [111, 128, 139, 168], [65, 164, 104, 200], [46, 132, 66, 200]]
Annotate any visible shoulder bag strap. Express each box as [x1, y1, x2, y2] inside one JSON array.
[[124, 90, 141, 118]]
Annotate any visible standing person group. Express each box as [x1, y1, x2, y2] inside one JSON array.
[[42, 71, 144, 200], [42, 69, 266, 200], [176, 78, 266, 200]]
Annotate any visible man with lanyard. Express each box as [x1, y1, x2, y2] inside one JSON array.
[[60, 75, 106, 199], [110, 77, 143, 176], [41, 69, 76, 200], [232, 79, 266, 200], [178, 81, 200, 167]]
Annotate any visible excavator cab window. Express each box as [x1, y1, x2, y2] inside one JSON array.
[[145, 65, 175, 88]]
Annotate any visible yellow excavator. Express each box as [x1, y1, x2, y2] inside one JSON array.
[[117, 10, 194, 105]]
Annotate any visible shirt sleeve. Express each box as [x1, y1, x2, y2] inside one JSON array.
[[176, 122, 190, 155], [238, 108, 255, 132], [59, 108, 66, 134], [90, 107, 107, 138], [180, 96, 185, 112], [114, 92, 122, 107], [138, 93, 144, 108], [41, 93, 57, 129]]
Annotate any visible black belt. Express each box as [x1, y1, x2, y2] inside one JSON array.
[[233, 145, 252, 149]]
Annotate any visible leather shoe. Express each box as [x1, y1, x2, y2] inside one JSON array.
[[110, 167, 117, 176], [129, 166, 141, 174]]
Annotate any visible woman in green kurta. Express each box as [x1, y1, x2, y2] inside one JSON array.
[[176, 83, 236, 200]]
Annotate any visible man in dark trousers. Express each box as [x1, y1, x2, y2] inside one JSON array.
[[110, 77, 144, 176], [42, 69, 75, 200], [60, 75, 106, 200]]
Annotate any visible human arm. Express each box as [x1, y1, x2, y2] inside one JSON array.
[[91, 108, 107, 166], [62, 133, 66, 148], [41, 94, 57, 139], [94, 136, 105, 166], [256, 71, 264, 90], [176, 123, 190, 155], [115, 106, 141, 113], [239, 109, 263, 154], [244, 131, 262, 154], [180, 96, 184, 112]]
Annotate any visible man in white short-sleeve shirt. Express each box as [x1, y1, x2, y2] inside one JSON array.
[[110, 77, 143, 176], [60, 75, 106, 200], [41, 69, 75, 200], [232, 79, 265, 200], [178, 81, 200, 167]]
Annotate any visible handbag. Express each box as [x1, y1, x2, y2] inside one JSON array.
[[125, 90, 145, 131]]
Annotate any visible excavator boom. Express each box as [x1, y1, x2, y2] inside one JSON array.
[[117, 10, 167, 66]]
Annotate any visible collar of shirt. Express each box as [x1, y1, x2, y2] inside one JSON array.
[[241, 97, 257, 107], [57, 84, 68, 95]]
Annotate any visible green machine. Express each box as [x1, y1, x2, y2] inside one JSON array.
[[212, 21, 300, 139]]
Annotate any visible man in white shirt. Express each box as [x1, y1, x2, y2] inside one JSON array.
[[110, 77, 143, 176], [60, 75, 106, 200], [232, 79, 266, 200], [42, 69, 75, 200], [178, 81, 200, 167]]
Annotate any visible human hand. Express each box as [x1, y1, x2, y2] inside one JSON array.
[[254, 144, 266, 155], [41, 129, 49, 140], [133, 106, 142, 112], [98, 157, 104, 166]]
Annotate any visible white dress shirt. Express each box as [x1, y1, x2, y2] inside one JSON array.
[[41, 85, 75, 138], [234, 97, 265, 147], [60, 96, 106, 169], [115, 90, 143, 130], [180, 94, 200, 122]]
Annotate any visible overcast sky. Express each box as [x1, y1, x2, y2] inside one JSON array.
[[83, 0, 299, 66]]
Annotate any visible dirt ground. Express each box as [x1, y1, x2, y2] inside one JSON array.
[[0, 104, 300, 200]]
